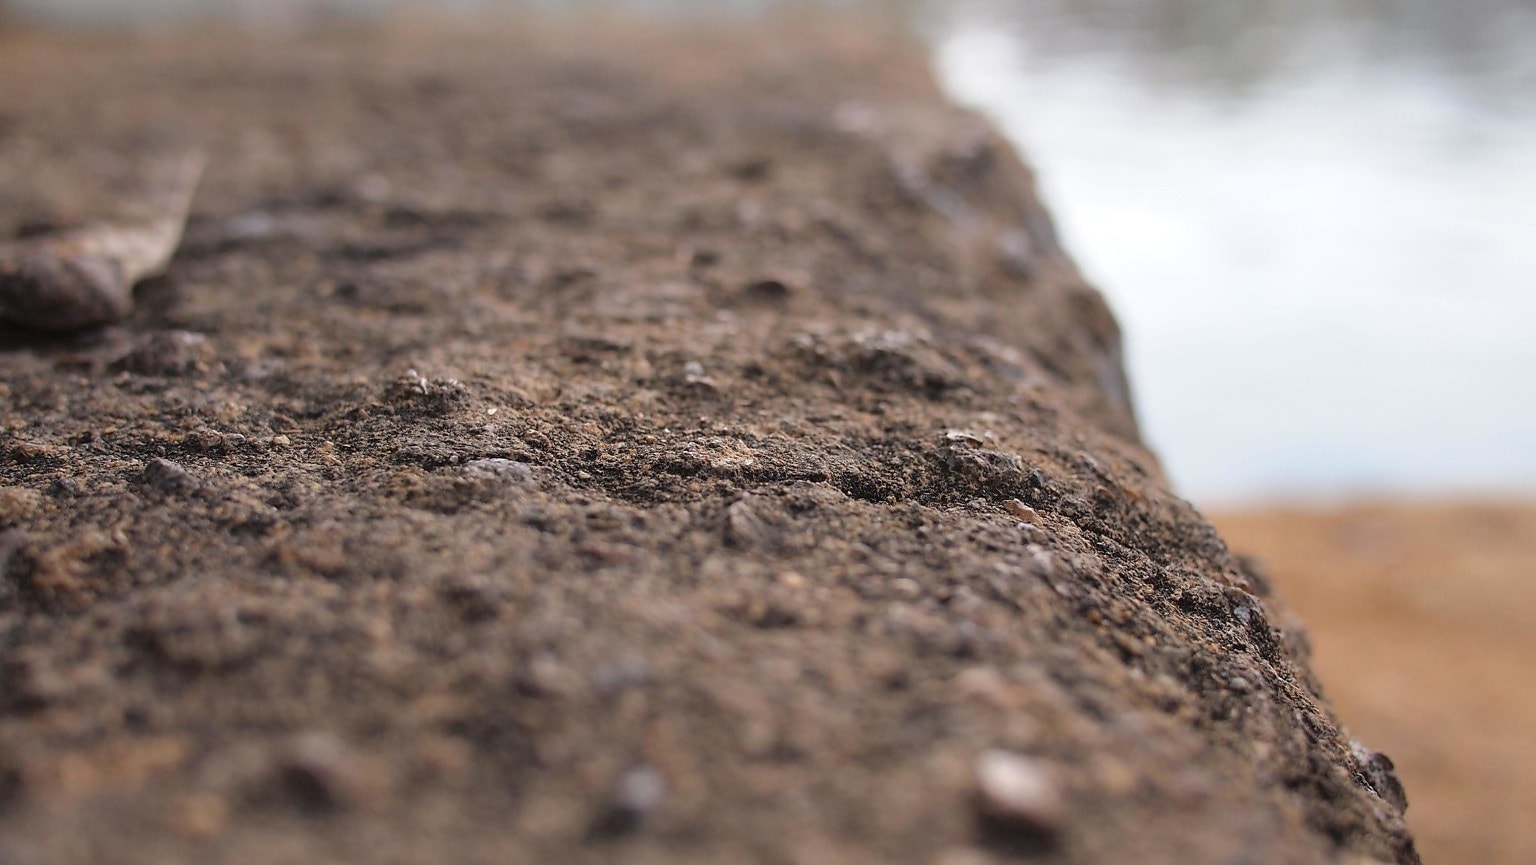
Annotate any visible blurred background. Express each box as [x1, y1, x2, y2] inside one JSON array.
[[2, 1, 1532, 861], [933, 0, 1536, 504]]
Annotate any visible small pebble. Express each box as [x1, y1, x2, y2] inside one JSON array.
[[590, 764, 666, 837], [614, 764, 665, 814], [725, 497, 772, 549], [462, 459, 536, 484], [274, 731, 383, 815], [1025, 544, 1055, 578], [777, 571, 808, 589], [973, 750, 1064, 837], [114, 330, 211, 376], [141, 457, 195, 493], [743, 278, 793, 303], [1350, 740, 1409, 814], [1003, 499, 1041, 524], [945, 429, 987, 449], [996, 229, 1036, 278]]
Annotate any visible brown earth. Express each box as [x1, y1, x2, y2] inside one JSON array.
[[0, 17, 1417, 865], [1215, 502, 1536, 865]]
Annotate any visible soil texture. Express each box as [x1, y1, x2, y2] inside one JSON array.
[[0, 18, 1417, 864]]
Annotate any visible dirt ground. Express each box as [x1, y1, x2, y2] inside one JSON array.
[[1, 17, 1416, 864], [1215, 502, 1536, 865]]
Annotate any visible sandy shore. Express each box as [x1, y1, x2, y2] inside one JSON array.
[[1214, 501, 1536, 865]]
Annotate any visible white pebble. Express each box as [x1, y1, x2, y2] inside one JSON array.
[[974, 750, 1064, 832]]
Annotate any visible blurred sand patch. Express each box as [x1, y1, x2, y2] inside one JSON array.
[[1214, 502, 1536, 865]]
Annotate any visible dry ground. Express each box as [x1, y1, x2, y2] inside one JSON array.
[[1215, 501, 1536, 865]]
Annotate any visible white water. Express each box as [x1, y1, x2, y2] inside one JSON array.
[[931, 13, 1536, 502]]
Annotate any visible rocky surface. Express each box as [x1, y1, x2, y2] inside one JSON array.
[[0, 18, 1418, 864]]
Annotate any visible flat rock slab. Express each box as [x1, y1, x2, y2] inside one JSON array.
[[0, 19, 1417, 865]]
